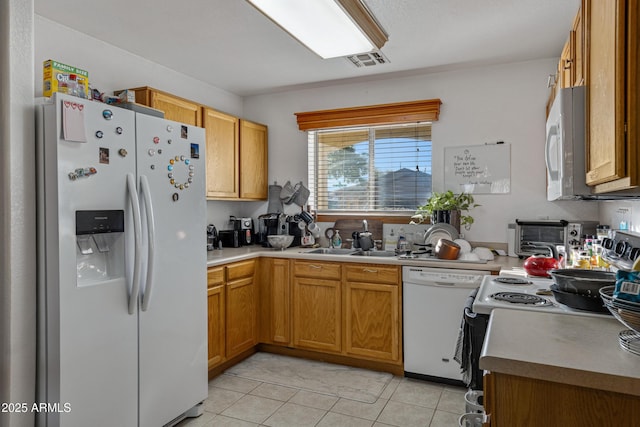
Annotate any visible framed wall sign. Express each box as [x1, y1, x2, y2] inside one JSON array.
[[444, 143, 511, 194]]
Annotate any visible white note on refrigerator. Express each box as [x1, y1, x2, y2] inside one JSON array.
[[62, 99, 87, 142]]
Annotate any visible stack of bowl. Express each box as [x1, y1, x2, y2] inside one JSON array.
[[548, 269, 616, 313]]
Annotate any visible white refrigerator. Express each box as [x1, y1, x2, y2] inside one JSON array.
[[37, 93, 208, 427]]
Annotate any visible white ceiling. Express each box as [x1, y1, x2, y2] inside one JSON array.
[[34, 0, 580, 97]]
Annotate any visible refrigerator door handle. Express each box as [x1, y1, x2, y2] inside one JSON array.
[[140, 174, 156, 312], [127, 173, 143, 315]]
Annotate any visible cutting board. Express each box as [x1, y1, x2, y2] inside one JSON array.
[[332, 219, 383, 247]]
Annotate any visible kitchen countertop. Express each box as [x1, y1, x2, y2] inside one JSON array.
[[207, 245, 524, 272], [480, 308, 640, 396]]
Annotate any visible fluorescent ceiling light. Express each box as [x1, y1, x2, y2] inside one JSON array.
[[247, 0, 388, 59]]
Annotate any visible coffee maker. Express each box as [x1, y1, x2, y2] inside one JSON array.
[[258, 213, 286, 247], [286, 215, 303, 247]]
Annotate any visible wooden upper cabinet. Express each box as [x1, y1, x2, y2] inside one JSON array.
[[585, 0, 638, 191], [559, 37, 573, 89], [573, 7, 585, 86], [203, 107, 240, 198], [128, 87, 202, 126], [239, 120, 268, 200]]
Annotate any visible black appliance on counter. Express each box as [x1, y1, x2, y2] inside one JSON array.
[[286, 215, 303, 247], [240, 217, 255, 245], [257, 213, 303, 247], [218, 230, 240, 248]]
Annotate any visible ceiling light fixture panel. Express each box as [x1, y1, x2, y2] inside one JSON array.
[[246, 0, 388, 59]]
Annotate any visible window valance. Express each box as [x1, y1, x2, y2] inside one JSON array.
[[295, 98, 442, 131]]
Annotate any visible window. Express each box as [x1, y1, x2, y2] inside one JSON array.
[[308, 123, 432, 214]]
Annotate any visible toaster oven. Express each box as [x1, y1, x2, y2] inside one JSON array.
[[515, 219, 599, 257]]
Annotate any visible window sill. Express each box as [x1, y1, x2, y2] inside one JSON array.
[[316, 213, 421, 225]]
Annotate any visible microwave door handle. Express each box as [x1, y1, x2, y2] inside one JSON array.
[[545, 124, 560, 180]]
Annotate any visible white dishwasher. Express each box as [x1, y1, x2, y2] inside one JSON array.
[[402, 266, 487, 384]]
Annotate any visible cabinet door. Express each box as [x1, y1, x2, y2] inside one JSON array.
[[344, 265, 400, 363], [293, 277, 341, 353], [239, 120, 268, 200], [573, 5, 585, 86], [203, 107, 240, 199], [226, 276, 257, 358], [207, 267, 225, 369], [559, 37, 573, 88], [269, 259, 291, 345], [149, 90, 201, 126], [585, 0, 627, 186], [207, 284, 225, 369]]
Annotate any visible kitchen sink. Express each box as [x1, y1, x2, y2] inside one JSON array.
[[350, 250, 397, 257], [306, 248, 357, 255]]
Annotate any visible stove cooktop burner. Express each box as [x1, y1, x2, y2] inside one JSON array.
[[493, 277, 531, 285], [490, 292, 553, 306]]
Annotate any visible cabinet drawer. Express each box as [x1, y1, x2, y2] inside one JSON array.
[[294, 261, 341, 280], [227, 260, 256, 281], [344, 264, 399, 285], [207, 267, 225, 288]]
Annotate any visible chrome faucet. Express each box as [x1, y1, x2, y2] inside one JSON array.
[[362, 219, 368, 232]]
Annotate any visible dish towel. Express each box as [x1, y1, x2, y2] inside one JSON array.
[[454, 288, 479, 388]]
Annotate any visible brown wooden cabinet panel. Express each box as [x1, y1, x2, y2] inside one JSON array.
[[559, 37, 573, 89], [226, 276, 257, 358], [344, 264, 399, 285], [293, 261, 341, 280], [203, 107, 240, 199], [344, 281, 400, 362], [207, 284, 225, 369], [293, 277, 342, 353], [227, 259, 256, 281], [484, 372, 640, 426], [239, 120, 268, 200], [573, 6, 585, 85], [126, 87, 201, 126], [585, 0, 627, 187], [260, 258, 291, 345]]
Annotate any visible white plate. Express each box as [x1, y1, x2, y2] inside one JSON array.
[[424, 223, 459, 246]]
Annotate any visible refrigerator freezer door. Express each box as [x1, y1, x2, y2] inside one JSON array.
[[38, 93, 138, 426], [134, 114, 208, 426]]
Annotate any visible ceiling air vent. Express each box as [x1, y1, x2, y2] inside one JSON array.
[[346, 51, 389, 68]]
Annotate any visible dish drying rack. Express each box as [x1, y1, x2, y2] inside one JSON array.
[[600, 286, 640, 356]]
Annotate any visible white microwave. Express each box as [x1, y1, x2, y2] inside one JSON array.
[[545, 86, 591, 200]]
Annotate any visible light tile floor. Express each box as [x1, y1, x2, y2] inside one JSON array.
[[177, 354, 467, 427]]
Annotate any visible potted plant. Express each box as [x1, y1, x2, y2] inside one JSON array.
[[412, 191, 479, 231]]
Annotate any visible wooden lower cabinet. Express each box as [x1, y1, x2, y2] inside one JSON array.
[[207, 267, 225, 369], [293, 276, 342, 353], [209, 258, 402, 375], [259, 258, 291, 345], [226, 260, 257, 358], [483, 371, 640, 426], [344, 265, 400, 363]]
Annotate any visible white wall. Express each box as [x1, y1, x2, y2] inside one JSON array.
[[2, 1, 36, 426], [34, 16, 254, 228], [243, 59, 601, 243]]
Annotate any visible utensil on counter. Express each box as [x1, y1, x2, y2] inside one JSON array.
[[523, 244, 561, 277], [434, 238, 461, 260]]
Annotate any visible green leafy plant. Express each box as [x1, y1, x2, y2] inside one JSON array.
[[412, 191, 479, 230]]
